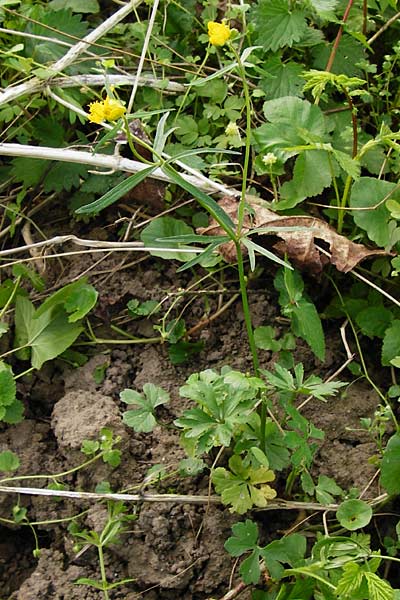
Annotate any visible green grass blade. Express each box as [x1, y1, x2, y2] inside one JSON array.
[[162, 164, 236, 239], [75, 165, 157, 214]]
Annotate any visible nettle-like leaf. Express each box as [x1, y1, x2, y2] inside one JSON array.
[[250, 0, 308, 52], [121, 383, 169, 433], [364, 572, 394, 600], [212, 454, 276, 514], [25, 7, 88, 65], [356, 306, 393, 339], [312, 34, 366, 78], [175, 368, 264, 454], [259, 56, 305, 100], [336, 562, 364, 598]]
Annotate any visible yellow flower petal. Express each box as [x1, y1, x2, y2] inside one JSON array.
[[103, 96, 126, 121], [88, 101, 106, 124], [207, 21, 231, 47], [87, 96, 126, 124]]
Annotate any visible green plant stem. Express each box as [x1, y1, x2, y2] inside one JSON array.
[[230, 46, 252, 234], [229, 44, 265, 444], [325, 0, 354, 73], [122, 116, 154, 165], [97, 544, 110, 600], [14, 366, 35, 380], [0, 275, 21, 320], [338, 174, 352, 233], [0, 451, 109, 486], [236, 243, 260, 378]]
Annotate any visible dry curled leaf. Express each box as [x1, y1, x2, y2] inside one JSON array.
[[198, 196, 390, 274]]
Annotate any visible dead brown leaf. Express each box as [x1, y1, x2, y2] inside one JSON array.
[[198, 196, 390, 274]]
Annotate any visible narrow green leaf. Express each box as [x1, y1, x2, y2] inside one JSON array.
[[242, 238, 291, 269], [162, 164, 236, 239], [75, 166, 157, 214]]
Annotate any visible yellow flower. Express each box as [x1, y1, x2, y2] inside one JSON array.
[[88, 96, 126, 124], [207, 21, 231, 46]]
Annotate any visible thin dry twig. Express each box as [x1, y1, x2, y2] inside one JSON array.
[[127, 0, 160, 113], [367, 11, 400, 45], [0, 484, 388, 509], [0, 143, 239, 197]]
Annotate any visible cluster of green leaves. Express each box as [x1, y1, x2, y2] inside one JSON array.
[[123, 365, 345, 513], [226, 519, 399, 599]]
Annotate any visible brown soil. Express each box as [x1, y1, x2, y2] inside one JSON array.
[[0, 207, 387, 600]]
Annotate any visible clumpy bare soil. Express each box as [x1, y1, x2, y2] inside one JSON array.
[[0, 232, 386, 599]]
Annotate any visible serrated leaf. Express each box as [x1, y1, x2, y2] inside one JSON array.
[[250, 0, 308, 52], [11, 158, 47, 187], [336, 562, 364, 597], [48, 0, 100, 12], [260, 534, 307, 580], [121, 383, 169, 433], [44, 162, 88, 193], [240, 551, 262, 585], [312, 34, 365, 77], [212, 456, 276, 514], [364, 572, 394, 600], [315, 475, 343, 504], [3, 399, 24, 424], [259, 56, 304, 100]]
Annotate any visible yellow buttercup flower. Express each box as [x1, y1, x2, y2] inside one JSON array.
[[88, 95, 126, 124], [207, 21, 231, 46]]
